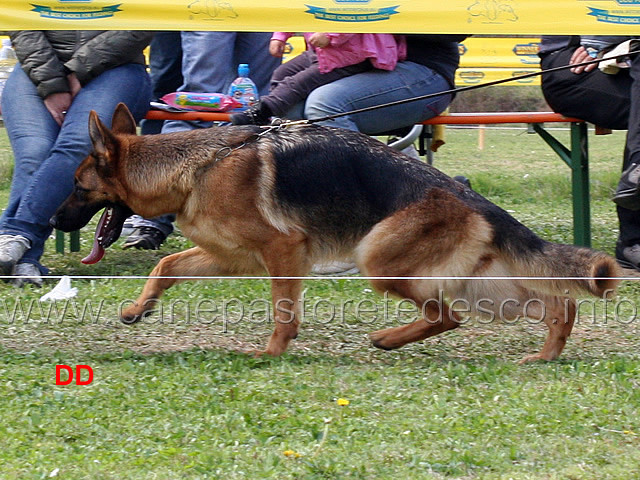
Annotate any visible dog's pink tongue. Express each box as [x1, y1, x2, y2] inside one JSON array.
[[81, 208, 109, 264]]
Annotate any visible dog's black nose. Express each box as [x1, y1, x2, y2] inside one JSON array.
[[49, 215, 59, 228]]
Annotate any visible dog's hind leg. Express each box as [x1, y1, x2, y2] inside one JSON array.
[[357, 189, 491, 352], [121, 246, 236, 324], [369, 299, 461, 350], [519, 296, 577, 363]]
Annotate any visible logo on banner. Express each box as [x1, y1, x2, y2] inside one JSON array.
[[305, 1, 399, 22], [588, 5, 640, 24], [513, 42, 540, 65], [458, 71, 485, 84], [467, 0, 518, 23], [511, 70, 537, 83], [31, 1, 122, 20]]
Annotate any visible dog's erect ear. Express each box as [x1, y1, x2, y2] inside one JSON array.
[[88, 110, 119, 176], [111, 103, 137, 135], [88, 110, 114, 158]]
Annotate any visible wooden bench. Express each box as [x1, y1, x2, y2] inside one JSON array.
[[55, 109, 593, 254]]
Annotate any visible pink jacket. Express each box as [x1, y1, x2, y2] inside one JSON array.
[[272, 32, 407, 74]]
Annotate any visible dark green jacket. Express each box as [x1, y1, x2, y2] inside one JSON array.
[[9, 30, 154, 99]]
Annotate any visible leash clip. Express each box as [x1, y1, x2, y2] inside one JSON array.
[[214, 146, 233, 162]]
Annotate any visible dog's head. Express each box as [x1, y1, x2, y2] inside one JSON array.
[[50, 103, 136, 264]]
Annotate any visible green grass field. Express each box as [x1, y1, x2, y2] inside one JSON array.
[[1, 124, 639, 479]]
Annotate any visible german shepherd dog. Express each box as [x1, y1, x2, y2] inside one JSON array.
[[51, 104, 621, 363]]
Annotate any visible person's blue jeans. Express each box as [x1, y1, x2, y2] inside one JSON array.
[[0, 63, 151, 271], [284, 61, 453, 134], [140, 31, 183, 135], [162, 31, 281, 133]]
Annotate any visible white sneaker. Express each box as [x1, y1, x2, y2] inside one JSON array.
[[400, 144, 421, 160], [311, 261, 359, 276], [121, 215, 143, 237], [12, 262, 43, 288], [0, 234, 30, 276]]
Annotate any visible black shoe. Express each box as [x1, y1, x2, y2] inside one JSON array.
[[613, 162, 640, 210], [230, 102, 272, 126], [615, 241, 640, 271], [122, 226, 168, 250]]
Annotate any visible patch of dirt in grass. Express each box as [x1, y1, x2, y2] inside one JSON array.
[[3, 307, 639, 365]]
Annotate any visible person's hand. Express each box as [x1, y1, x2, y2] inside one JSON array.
[[570, 46, 598, 74], [269, 39, 286, 57], [67, 72, 82, 99], [44, 92, 72, 126], [308, 33, 330, 49]]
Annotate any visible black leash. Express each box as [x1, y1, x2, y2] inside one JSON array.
[[305, 48, 640, 125]]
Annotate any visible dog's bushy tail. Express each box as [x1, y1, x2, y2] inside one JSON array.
[[515, 242, 621, 298]]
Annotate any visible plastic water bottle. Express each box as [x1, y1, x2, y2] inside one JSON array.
[[227, 63, 259, 112], [0, 38, 18, 107]]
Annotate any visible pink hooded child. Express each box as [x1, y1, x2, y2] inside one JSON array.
[[272, 32, 407, 73]]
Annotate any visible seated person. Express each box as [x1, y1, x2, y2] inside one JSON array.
[[282, 34, 466, 135], [231, 32, 406, 125], [538, 35, 640, 270], [0, 30, 154, 286]]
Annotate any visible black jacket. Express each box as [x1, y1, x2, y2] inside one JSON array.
[[9, 30, 154, 98]]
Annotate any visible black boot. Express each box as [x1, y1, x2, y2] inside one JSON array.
[[230, 101, 273, 126], [613, 162, 640, 210]]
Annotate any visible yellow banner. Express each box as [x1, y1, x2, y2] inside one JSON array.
[[2, 0, 640, 34], [457, 68, 540, 86], [457, 37, 541, 86], [460, 37, 540, 69]]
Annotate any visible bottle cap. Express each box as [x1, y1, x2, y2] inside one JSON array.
[[238, 63, 250, 77]]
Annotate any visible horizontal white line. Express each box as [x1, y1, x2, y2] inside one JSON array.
[[0, 275, 635, 281]]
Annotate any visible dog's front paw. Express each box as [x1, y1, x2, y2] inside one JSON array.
[[120, 307, 154, 325], [518, 353, 552, 364], [369, 328, 400, 351], [244, 347, 281, 358]]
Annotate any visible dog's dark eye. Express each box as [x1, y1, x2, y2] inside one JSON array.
[[75, 186, 90, 200]]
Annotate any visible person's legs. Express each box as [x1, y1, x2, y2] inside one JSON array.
[[138, 32, 239, 246], [1, 66, 59, 223], [233, 32, 282, 96], [228, 32, 285, 124], [264, 56, 370, 117], [623, 52, 640, 162], [540, 47, 630, 129], [148, 31, 184, 98], [612, 52, 640, 210], [133, 32, 183, 244], [140, 32, 244, 246], [0, 64, 151, 276], [122, 214, 175, 250], [615, 144, 640, 269], [300, 62, 453, 134], [231, 51, 314, 124], [140, 31, 183, 135], [233, 53, 370, 125], [0, 65, 61, 279], [541, 46, 640, 268], [162, 31, 237, 133], [269, 51, 314, 87]]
